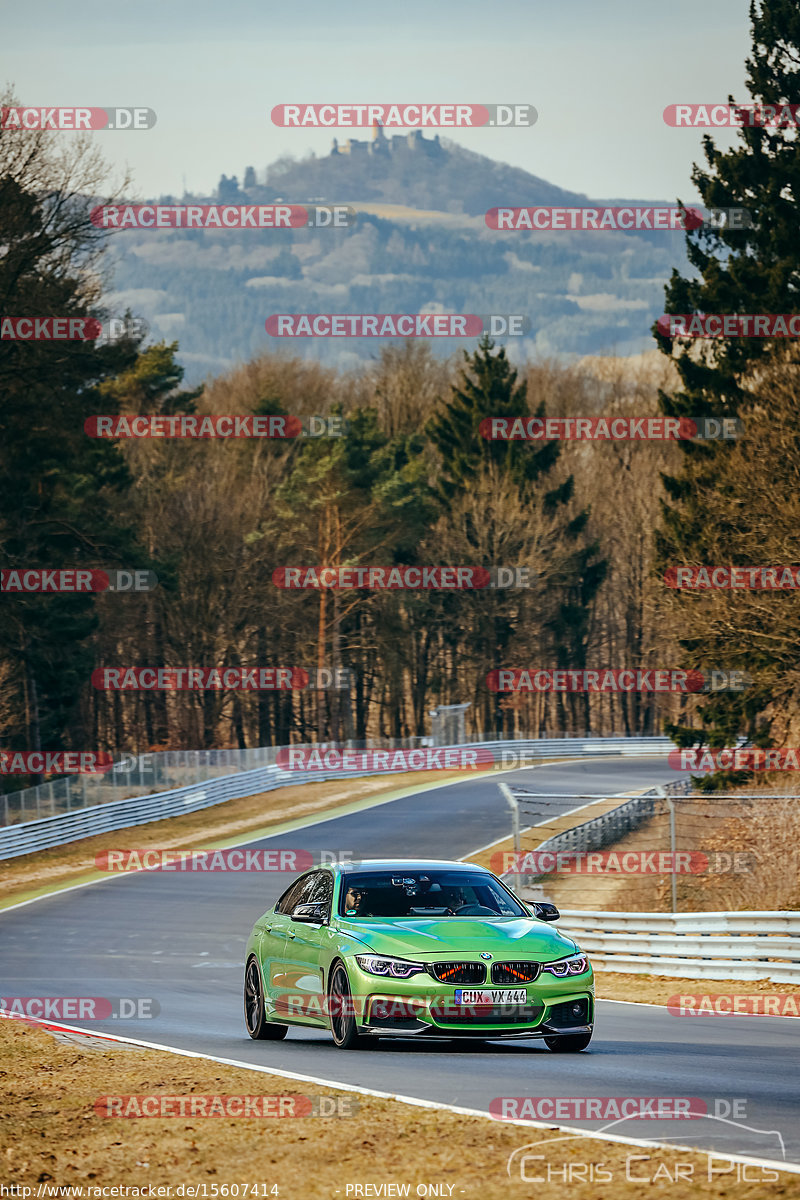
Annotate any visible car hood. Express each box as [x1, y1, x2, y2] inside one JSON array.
[[338, 917, 579, 960]]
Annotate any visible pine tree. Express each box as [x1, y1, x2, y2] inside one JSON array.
[[427, 334, 562, 504], [427, 335, 605, 734], [655, 0, 800, 765], [0, 95, 154, 771]]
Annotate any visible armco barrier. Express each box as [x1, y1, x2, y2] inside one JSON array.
[[0, 735, 679, 828], [0, 760, 391, 861], [473, 736, 679, 764], [499, 768, 727, 891], [502, 786, 668, 889], [0, 736, 677, 860], [555, 910, 800, 984]]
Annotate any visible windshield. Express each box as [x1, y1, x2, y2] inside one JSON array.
[[338, 870, 527, 919]]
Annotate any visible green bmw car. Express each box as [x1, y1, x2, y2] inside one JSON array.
[[244, 859, 594, 1051]]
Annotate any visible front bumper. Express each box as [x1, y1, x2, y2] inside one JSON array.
[[347, 962, 594, 1038]]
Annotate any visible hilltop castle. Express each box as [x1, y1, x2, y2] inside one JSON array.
[[219, 124, 446, 201], [331, 122, 443, 158]]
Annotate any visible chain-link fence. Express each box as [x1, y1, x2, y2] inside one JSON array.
[[0, 730, 680, 828], [0, 738, 429, 827], [500, 784, 800, 913]]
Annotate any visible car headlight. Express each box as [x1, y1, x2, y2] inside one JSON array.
[[354, 954, 425, 979], [541, 953, 589, 977]]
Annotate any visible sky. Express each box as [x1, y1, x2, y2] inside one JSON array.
[[3, 0, 754, 203]]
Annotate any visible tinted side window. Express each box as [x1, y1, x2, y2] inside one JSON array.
[[307, 871, 334, 916], [286, 871, 322, 915], [275, 874, 314, 914]]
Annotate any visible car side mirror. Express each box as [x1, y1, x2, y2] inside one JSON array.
[[292, 902, 327, 924], [532, 902, 560, 922]]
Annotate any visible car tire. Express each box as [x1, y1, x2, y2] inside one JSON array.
[[544, 1030, 593, 1052], [328, 962, 366, 1050], [244, 956, 288, 1041]]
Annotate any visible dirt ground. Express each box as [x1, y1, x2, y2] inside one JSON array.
[[1, 1018, 798, 1199]]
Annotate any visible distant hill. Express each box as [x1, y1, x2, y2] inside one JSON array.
[[105, 137, 689, 386], [255, 135, 591, 215]]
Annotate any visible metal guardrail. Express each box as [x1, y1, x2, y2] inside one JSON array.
[[529, 790, 660, 855], [474, 735, 679, 765], [0, 734, 679, 828], [0, 735, 678, 861], [556, 910, 800, 984], [499, 781, 686, 892], [0, 761, 375, 861], [5, 740, 796, 985], [500, 775, 792, 910], [0, 741, 429, 827]]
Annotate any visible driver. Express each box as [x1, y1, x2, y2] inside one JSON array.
[[343, 886, 366, 916]]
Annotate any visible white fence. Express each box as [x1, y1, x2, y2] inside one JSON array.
[[0, 735, 678, 860], [0, 760, 365, 860], [1, 735, 678, 829], [556, 910, 800, 984], [469, 736, 679, 762]]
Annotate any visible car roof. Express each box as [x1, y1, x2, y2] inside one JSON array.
[[329, 859, 492, 875]]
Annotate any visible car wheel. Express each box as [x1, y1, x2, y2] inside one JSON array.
[[244, 956, 288, 1040], [544, 1030, 593, 1052], [328, 962, 365, 1050]]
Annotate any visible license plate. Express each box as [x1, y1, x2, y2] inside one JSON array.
[[454, 989, 528, 1005]]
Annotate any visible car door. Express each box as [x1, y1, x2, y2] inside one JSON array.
[[280, 870, 334, 1026], [260, 873, 314, 1014]]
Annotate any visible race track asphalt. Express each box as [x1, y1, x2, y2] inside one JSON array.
[[1, 757, 797, 1167]]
